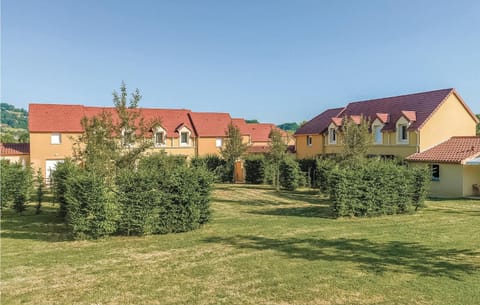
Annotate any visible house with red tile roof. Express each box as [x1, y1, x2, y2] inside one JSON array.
[[295, 88, 479, 159], [0, 143, 30, 166], [27, 103, 285, 180], [406, 136, 480, 197]]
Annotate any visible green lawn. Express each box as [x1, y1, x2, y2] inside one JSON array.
[[1, 185, 479, 305]]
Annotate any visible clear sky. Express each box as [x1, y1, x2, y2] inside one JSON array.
[[2, 0, 480, 124]]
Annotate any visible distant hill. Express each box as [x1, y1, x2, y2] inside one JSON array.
[[1, 103, 28, 129], [245, 119, 259, 124], [277, 122, 299, 132], [1, 103, 29, 143]]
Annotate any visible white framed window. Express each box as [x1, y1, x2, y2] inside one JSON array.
[[121, 129, 134, 147], [431, 164, 440, 181], [306, 136, 312, 146], [180, 132, 189, 146], [398, 124, 408, 143], [216, 138, 222, 148], [51, 133, 61, 145], [154, 131, 165, 146], [373, 125, 383, 144], [328, 128, 337, 144]]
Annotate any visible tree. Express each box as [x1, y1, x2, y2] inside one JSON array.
[[341, 115, 371, 160], [268, 129, 287, 190], [73, 82, 159, 179], [476, 114, 480, 135], [220, 123, 248, 182], [35, 168, 45, 215]]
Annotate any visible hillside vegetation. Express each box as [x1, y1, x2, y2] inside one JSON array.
[[1, 103, 29, 143]]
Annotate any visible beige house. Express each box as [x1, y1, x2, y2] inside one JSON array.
[[0, 143, 30, 166], [406, 136, 480, 198], [295, 88, 479, 159]]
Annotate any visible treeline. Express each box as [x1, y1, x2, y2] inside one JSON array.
[[1, 103, 28, 129]]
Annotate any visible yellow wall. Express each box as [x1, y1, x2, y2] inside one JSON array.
[[197, 137, 222, 156], [419, 93, 477, 151], [30, 132, 81, 178], [463, 165, 480, 197], [295, 134, 324, 159]]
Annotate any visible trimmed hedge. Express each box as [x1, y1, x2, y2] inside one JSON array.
[[328, 159, 430, 217], [52, 159, 79, 219], [244, 155, 265, 184], [316, 158, 337, 194], [65, 172, 119, 239], [297, 158, 317, 188], [190, 154, 229, 182], [0, 160, 33, 213], [279, 156, 303, 191]]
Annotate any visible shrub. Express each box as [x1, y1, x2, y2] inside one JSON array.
[[0, 160, 33, 213], [279, 156, 303, 191], [65, 172, 119, 239], [190, 154, 228, 182], [328, 159, 430, 217], [244, 155, 265, 184], [35, 168, 45, 215], [52, 159, 79, 219], [316, 158, 337, 194], [410, 166, 431, 210]]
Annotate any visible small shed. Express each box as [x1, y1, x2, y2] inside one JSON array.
[[0, 143, 30, 166], [406, 137, 480, 198]]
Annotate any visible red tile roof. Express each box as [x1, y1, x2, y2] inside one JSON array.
[[29, 104, 193, 138], [1, 143, 30, 155], [406, 137, 480, 164], [247, 145, 271, 154], [188, 112, 232, 137], [296, 89, 478, 135], [295, 107, 345, 135]]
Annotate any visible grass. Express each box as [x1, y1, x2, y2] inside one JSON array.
[[1, 184, 479, 305]]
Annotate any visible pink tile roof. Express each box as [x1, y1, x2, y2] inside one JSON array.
[[1, 143, 30, 155], [29, 104, 193, 138], [406, 137, 480, 164], [296, 88, 478, 135]]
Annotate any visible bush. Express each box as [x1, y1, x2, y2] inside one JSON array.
[[297, 158, 317, 188], [316, 158, 337, 194], [279, 156, 303, 191], [244, 155, 265, 184], [328, 159, 430, 217], [35, 168, 45, 215], [0, 160, 33, 213], [65, 172, 119, 239], [52, 159, 79, 219], [190, 154, 228, 182]]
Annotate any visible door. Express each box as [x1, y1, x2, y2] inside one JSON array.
[[234, 160, 245, 183], [45, 159, 64, 184]]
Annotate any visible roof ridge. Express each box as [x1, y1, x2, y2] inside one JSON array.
[[346, 88, 453, 106]]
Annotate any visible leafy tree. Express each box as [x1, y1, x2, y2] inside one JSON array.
[[35, 168, 45, 215], [267, 129, 287, 190], [341, 115, 371, 160], [277, 122, 300, 132], [220, 122, 248, 182], [476, 114, 480, 135], [73, 82, 159, 179], [245, 119, 259, 124], [0, 103, 28, 129]]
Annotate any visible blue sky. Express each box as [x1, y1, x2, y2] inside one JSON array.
[[2, 0, 480, 124]]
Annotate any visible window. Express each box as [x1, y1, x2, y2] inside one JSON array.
[[398, 124, 408, 143], [329, 128, 337, 144], [180, 132, 189, 145], [306, 136, 312, 146], [431, 164, 440, 181], [51, 133, 61, 144], [216, 138, 222, 148], [373, 125, 382, 144], [155, 132, 165, 146]]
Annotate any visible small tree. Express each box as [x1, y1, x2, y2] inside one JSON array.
[[341, 116, 371, 160], [220, 123, 248, 182], [35, 168, 45, 215], [267, 129, 286, 190]]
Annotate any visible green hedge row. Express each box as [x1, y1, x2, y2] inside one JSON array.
[[0, 160, 33, 213], [53, 153, 213, 239], [328, 159, 430, 217]]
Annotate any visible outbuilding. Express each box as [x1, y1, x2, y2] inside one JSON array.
[[406, 137, 480, 198]]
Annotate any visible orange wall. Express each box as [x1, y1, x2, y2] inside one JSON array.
[[295, 134, 324, 159], [419, 93, 477, 151], [30, 132, 81, 178], [197, 137, 222, 156], [0, 155, 30, 166]]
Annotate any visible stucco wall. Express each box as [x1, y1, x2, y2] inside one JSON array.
[[0, 155, 30, 166], [197, 137, 222, 156], [295, 134, 323, 159], [30, 132, 81, 178], [419, 93, 477, 151], [410, 162, 465, 197]]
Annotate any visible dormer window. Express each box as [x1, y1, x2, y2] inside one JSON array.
[[373, 125, 383, 144], [155, 131, 165, 146], [396, 116, 409, 144], [180, 132, 189, 146], [329, 128, 337, 144], [122, 129, 134, 147]]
